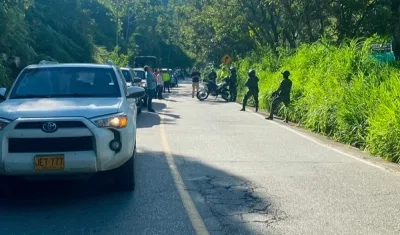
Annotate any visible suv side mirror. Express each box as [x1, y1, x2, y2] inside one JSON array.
[[0, 88, 7, 100], [127, 86, 145, 99], [133, 77, 142, 83]]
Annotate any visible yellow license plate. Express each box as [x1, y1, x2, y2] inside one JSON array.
[[34, 155, 65, 170]]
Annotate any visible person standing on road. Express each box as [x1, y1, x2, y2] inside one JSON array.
[[208, 69, 217, 83], [144, 65, 156, 112], [228, 67, 237, 102], [240, 69, 259, 112], [191, 67, 201, 98], [162, 69, 171, 93], [266, 70, 292, 122], [155, 69, 164, 99]]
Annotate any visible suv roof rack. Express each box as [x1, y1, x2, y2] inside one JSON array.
[[106, 60, 115, 66], [38, 60, 58, 65]]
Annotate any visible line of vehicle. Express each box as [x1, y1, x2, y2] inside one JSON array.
[[158, 104, 210, 235]]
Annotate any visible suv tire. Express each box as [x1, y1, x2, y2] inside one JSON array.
[[113, 142, 136, 191]]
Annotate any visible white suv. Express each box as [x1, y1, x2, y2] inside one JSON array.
[[0, 61, 145, 191]]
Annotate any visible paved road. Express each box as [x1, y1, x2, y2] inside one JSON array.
[[1, 81, 400, 235]]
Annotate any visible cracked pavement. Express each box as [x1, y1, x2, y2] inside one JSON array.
[[192, 175, 281, 234], [1, 81, 400, 235]]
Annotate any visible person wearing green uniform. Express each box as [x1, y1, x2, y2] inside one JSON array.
[[208, 69, 217, 83], [228, 67, 237, 102], [266, 70, 292, 122], [240, 69, 259, 112], [162, 69, 171, 93]]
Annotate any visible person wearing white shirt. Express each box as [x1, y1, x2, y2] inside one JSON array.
[[155, 69, 164, 99]]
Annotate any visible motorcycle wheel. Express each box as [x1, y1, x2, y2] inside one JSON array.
[[196, 89, 209, 100], [221, 90, 231, 101]]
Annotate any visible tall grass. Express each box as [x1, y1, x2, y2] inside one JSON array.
[[230, 38, 400, 163]]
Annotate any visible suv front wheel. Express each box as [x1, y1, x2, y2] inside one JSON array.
[[112, 142, 136, 191]]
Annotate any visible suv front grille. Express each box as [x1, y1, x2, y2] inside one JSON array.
[[14, 121, 86, 129], [8, 136, 94, 153]]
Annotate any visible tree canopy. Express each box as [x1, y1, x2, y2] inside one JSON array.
[[0, 0, 398, 83], [1, 1, 400, 161]]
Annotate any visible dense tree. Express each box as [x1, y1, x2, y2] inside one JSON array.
[[0, 0, 398, 85], [170, 0, 394, 63], [0, 0, 191, 87]]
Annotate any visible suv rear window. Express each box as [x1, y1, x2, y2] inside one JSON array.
[[121, 69, 132, 82], [9, 67, 121, 98], [134, 70, 145, 80]]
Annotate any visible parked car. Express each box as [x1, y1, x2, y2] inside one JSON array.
[[121, 67, 143, 114], [133, 68, 148, 106], [175, 69, 184, 80], [0, 60, 145, 192]]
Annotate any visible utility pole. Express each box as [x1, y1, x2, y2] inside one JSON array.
[[167, 45, 171, 67], [116, 0, 120, 47], [126, 0, 134, 42], [126, 0, 130, 41]]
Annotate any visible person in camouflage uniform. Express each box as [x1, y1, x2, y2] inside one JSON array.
[[228, 67, 237, 102], [208, 69, 217, 83], [240, 69, 259, 112], [266, 70, 292, 122]]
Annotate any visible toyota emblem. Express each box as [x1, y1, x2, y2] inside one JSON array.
[[42, 122, 57, 133]]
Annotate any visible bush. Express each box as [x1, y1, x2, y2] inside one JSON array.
[[232, 38, 400, 163]]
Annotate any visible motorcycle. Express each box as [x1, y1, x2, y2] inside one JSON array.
[[196, 77, 231, 101]]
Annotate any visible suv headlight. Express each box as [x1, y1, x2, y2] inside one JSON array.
[[0, 118, 10, 130], [92, 114, 128, 129]]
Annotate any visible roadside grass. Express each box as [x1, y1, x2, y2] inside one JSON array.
[[222, 38, 400, 163]]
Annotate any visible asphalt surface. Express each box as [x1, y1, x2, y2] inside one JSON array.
[[1, 80, 400, 235]]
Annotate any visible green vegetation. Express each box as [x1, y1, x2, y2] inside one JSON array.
[[172, 0, 400, 163], [0, 0, 192, 86], [2, 0, 400, 162], [229, 38, 400, 162]]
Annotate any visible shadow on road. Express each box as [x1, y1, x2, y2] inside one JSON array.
[[136, 101, 180, 128], [137, 112, 161, 128], [164, 98, 178, 102], [198, 99, 231, 105], [0, 149, 281, 235]]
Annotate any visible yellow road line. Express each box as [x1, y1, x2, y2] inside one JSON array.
[[159, 110, 210, 235]]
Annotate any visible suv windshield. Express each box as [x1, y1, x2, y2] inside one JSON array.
[[121, 69, 133, 82], [9, 67, 121, 99], [134, 70, 145, 80]]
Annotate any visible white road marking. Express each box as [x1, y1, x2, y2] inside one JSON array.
[[159, 101, 210, 235]]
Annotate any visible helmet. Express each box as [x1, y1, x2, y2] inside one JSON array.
[[248, 69, 255, 77], [282, 70, 290, 77]]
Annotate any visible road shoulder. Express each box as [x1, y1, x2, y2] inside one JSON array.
[[237, 103, 400, 174]]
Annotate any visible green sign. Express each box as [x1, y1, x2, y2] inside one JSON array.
[[370, 43, 395, 63]]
